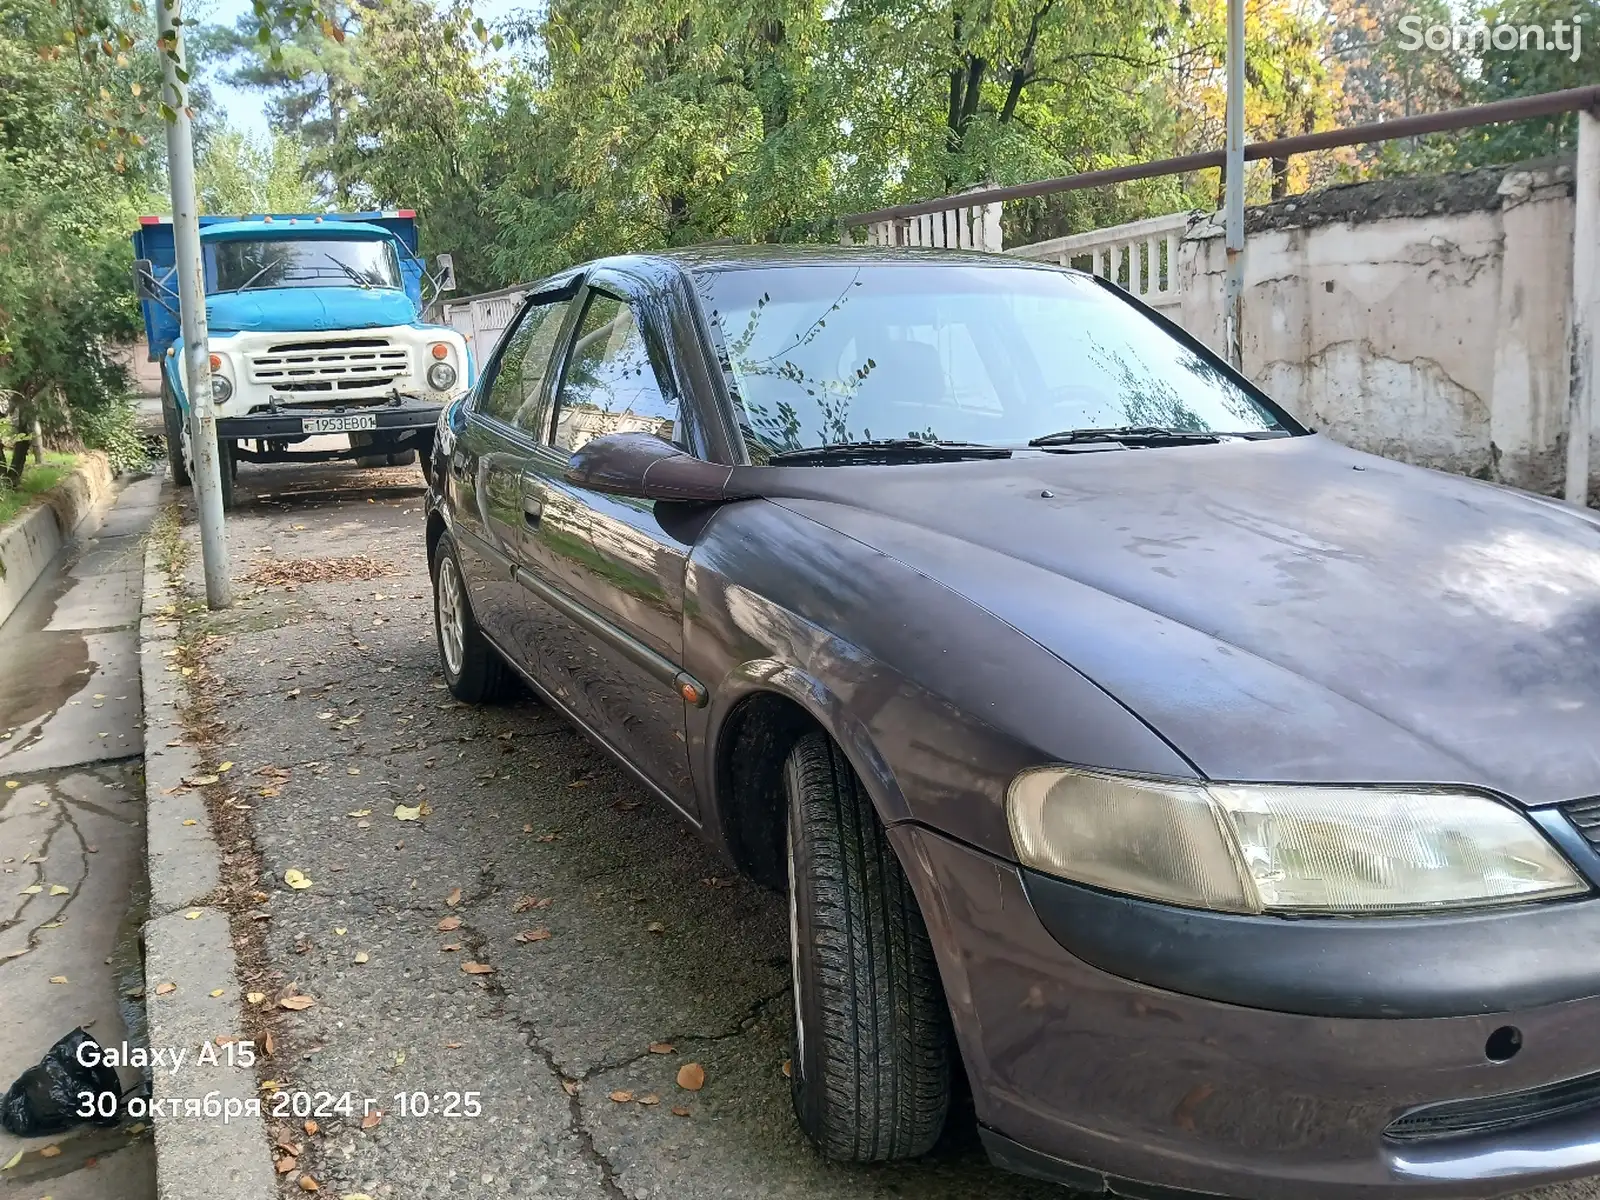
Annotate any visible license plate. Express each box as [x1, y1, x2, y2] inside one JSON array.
[[301, 414, 377, 434]]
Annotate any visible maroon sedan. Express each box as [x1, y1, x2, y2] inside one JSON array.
[[426, 246, 1600, 1198]]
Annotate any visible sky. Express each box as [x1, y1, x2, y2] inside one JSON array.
[[198, 0, 526, 142]]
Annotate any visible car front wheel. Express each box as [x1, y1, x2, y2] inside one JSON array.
[[431, 530, 516, 704], [784, 730, 952, 1161]]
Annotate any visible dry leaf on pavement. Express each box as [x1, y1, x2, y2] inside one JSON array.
[[671, 1106, 691, 1117], [461, 962, 493, 974], [436, 916, 462, 931], [155, 982, 176, 995], [513, 928, 551, 943], [360, 1111, 382, 1130], [648, 1043, 674, 1054], [276, 1155, 297, 1174], [677, 1063, 706, 1091], [284, 869, 312, 890], [280, 995, 316, 1011], [608, 1090, 633, 1103], [445, 887, 462, 907]]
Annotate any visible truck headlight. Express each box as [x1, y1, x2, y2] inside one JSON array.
[[1007, 768, 1586, 915], [211, 374, 233, 403], [427, 361, 457, 391]]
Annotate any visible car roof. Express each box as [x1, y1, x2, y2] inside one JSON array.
[[581, 243, 1079, 278]]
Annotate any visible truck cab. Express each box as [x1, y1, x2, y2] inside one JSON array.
[[132, 210, 470, 505]]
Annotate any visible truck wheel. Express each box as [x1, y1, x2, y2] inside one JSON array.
[[430, 531, 516, 704], [162, 381, 190, 487], [386, 449, 418, 467], [218, 440, 235, 511], [785, 731, 951, 1162]]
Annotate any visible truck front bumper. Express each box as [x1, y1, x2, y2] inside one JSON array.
[[216, 399, 444, 441]]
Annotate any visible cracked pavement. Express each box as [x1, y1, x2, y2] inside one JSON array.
[[0, 473, 160, 1199], [169, 460, 1067, 1200], [165, 459, 1600, 1200]]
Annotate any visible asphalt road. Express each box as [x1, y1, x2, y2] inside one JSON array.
[[0, 474, 160, 1198], [167, 457, 1600, 1200]]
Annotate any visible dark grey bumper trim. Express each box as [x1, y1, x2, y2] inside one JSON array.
[[1023, 869, 1600, 1018]]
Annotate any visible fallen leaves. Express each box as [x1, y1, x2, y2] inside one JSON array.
[[48, 884, 69, 896], [49, 975, 68, 984], [392, 804, 422, 822], [677, 1063, 706, 1091], [436, 916, 462, 931], [561, 1079, 579, 1096], [445, 887, 462, 907], [461, 962, 493, 975], [0, 1149, 18, 1170], [512, 895, 551, 913], [18, 885, 40, 895], [637, 1093, 660, 1106], [648, 1042, 674, 1055], [346, 809, 371, 818], [39, 1144, 60, 1158], [185, 774, 220, 786], [513, 928, 551, 943], [247, 992, 266, 1004], [210, 988, 225, 997], [671, 1106, 691, 1118], [155, 982, 176, 995], [284, 868, 313, 890], [279, 994, 317, 1011], [299, 1173, 320, 1191], [360, 1110, 382, 1130], [608, 1089, 633, 1103], [242, 555, 396, 586], [354, 951, 369, 964]]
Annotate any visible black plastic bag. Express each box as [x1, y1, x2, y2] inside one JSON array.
[[1, 1028, 123, 1136]]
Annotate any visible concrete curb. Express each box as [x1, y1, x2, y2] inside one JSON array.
[[0, 450, 114, 626], [138, 488, 277, 1200]]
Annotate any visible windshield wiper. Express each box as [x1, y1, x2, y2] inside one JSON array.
[[323, 253, 373, 289], [1028, 425, 1222, 448], [766, 438, 1011, 466], [218, 259, 284, 294]]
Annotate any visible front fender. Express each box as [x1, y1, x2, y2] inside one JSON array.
[[683, 498, 1194, 862]]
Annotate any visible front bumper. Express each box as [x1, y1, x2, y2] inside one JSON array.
[[216, 399, 444, 441], [893, 824, 1600, 1199]]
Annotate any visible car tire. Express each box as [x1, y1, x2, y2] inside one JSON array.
[[430, 531, 516, 704], [161, 380, 190, 487], [784, 730, 951, 1162]]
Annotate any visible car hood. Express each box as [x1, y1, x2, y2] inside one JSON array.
[[758, 436, 1600, 805], [206, 286, 417, 334]]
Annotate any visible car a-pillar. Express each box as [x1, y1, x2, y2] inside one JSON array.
[[714, 690, 956, 1162]]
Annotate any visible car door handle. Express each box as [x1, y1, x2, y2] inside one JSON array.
[[523, 495, 543, 527]]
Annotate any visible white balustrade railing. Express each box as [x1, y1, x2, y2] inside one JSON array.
[[441, 285, 531, 364], [1007, 211, 1194, 310], [860, 200, 1004, 253]]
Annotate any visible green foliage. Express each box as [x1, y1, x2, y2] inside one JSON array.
[[197, 125, 322, 213], [74, 397, 152, 473], [0, 0, 165, 439], [0, 451, 81, 529]]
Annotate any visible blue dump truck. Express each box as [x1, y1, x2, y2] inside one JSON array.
[[132, 210, 470, 506]]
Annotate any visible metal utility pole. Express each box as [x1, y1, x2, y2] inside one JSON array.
[[1568, 107, 1599, 508], [157, 0, 232, 608], [1222, 0, 1246, 370]]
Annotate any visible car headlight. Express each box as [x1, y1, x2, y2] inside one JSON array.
[[211, 373, 233, 403], [427, 361, 457, 391], [1007, 768, 1587, 915]]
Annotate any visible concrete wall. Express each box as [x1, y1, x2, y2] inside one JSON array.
[[0, 452, 115, 627], [1174, 161, 1591, 497]]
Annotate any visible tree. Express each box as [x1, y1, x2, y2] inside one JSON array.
[[0, 0, 165, 477], [197, 125, 322, 213]]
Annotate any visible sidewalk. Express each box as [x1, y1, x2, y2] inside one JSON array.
[[0, 472, 161, 1199]]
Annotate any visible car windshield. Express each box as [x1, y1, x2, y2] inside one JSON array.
[[696, 262, 1286, 459], [209, 237, 402, 294]]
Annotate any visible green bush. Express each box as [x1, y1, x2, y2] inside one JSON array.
[[74, 399, 152, 475]]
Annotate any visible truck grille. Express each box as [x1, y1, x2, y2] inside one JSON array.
[[1559, 796, 1600, 850], [247, 338, 411, 394], [1384, 1069, 1600, 1142]]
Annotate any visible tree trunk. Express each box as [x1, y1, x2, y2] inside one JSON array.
[[30, 418, 43, 465], [7, 436, 31, 487]]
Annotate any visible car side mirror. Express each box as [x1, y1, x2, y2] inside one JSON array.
[[564, 432, 748, 504]]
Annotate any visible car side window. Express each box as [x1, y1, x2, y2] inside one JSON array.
[[548, 291, 678, 455], [479, 297, 569, 435]]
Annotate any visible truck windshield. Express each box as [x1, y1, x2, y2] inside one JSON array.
[[210, 238, 402, 294]]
